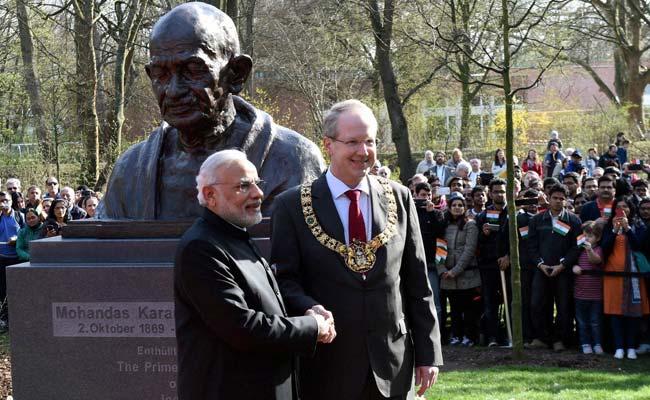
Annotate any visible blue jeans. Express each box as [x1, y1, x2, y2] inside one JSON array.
[[611, 315, 640, 350], [575, 299, 603, 345]]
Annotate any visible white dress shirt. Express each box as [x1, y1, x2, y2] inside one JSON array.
[[325, 169, 372, 244]]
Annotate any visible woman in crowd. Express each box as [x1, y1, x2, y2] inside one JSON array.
[[40, 199, 70, 238], [522, 149, 543, 178], [16, 208, 43, 261], [83, 195, 99, 219], [11, 192, 26, 214], [491, 148, 507, 176], [601, 196, 649, 359], [438, 193, 481, 347]]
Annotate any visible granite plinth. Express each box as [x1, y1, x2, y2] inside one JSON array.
[[7, 219, 270, 400]]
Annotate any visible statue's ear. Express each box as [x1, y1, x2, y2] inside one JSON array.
[[222, 55, 252, 95]]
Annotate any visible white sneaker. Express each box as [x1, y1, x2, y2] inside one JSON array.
[[627, 348, 637, 360], [636, 343, 650, 354], [614, 349, 624, 359]]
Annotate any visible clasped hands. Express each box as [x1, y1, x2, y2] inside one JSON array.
[[305, 305, 337, 343], [538, 263, 565, 277]]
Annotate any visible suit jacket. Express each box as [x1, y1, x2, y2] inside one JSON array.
[[432, 164, 454, 185], [271, 174, 443, 399], [579, 200, 605, 223], [174, 209, 318, 400], [527, 208, 583, 270]]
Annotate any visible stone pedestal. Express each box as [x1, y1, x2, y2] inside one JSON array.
[[7, 219, 269, 400]]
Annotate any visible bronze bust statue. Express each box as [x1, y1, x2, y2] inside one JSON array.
[[96, 2, 325, 220]]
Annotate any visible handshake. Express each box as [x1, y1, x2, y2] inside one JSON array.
[[305, 305, 337, 343]]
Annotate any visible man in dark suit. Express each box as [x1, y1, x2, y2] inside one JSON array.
[[271, 100, 443, 400], [433, 151, 454, 185], [174, 149, 334, 400], [579, 175, 616, 222]]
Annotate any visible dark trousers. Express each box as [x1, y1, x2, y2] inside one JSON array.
[[360, 367, 413, 400], [447, 288, 481, 341], [0, 256, 20, 321], [531, 269, 574, 345], [610, 315, 640, 350], [480, 267, 511, 342], [575, 299, 603, 346], [521, 268, 535, 342]]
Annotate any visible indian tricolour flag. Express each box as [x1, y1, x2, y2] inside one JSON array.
[[436, 238, 448, 250], [576, 234, 586, 248], [632, 158, 642, 165], [435, 247, 448, 263], [553, 220, 571, 236], [519, 226, 529, 239], [486, 210, 500, 223], [603, 207, 612, 217]]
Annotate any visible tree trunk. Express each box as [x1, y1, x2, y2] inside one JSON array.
[[16, 0, 51, 161], [459, 70, 472, 149], [501, 0, 523, 359], [227, 0, 238, 27], [367, 0, 414, 183], [242, 0, 256, 96], [74, 0, 100, 185]]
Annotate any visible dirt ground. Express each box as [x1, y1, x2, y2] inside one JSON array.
[[441, 345, 648, 372]]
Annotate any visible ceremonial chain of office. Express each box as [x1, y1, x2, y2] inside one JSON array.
[[300, 177, 399, 273]]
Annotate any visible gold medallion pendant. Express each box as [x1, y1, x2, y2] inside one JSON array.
[[301, 176, 398, 274]]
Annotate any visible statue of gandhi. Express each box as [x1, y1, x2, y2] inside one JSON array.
[[96, 2, 325, 220]]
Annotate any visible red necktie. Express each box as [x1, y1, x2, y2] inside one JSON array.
[[345, 190, 367, 243]]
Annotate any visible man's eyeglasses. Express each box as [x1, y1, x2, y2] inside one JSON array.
[[330, 137, 380, 149], [47, 182, 58, 186], [211, 178, 265, 193]]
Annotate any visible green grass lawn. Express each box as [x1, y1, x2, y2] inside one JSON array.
[[426, 364, 650, 400]]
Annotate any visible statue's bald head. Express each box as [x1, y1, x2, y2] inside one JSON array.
[[150, 2, 239, 61]]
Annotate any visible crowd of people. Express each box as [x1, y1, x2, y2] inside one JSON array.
[[0, 178, 101, 330], [405, 131, 650, 360]]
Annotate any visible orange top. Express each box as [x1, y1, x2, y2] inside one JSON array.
[[603, 234, 649, 315]]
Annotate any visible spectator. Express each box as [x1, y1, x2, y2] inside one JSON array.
[[601, 196, 649, 359], [40, 199, 70, 238], [455, 161, 472, 183], [414, 182, 446, 326], [469, 159, 483, 187], [439, 193, 480, 347], [547, 130, 563, 150], [41, 198, 52, 218], [564, 149, 585, 175], [522, 149, 543, 177], [448, 176, 465, 194], [617, 140, 630, 165], [468, 185, 487, 220], [527, 184, 583, 351], [370, 159, 381, 175], [16, 208, 42, 261], [544, 142, 565, 178], [573, 193, 589, 215], [433, 151, 454, 184], [377, 166, 391, 179], [60, 187, 87, 220], [615, 132, 626, 147], [429, 177, 447, 211], [10, 192, 26, 220], [523, 171, 542, 190], [599, 145, 620, 169], [592, 167, 605, 179], [582, 177, 599, 200], [580, 176, 616, 222], [572, 220, 605, 355], [0, 191, 21, 331], [448, 148, 465, 170], [43, 177, 61, 199], [491, 148, 507, 177], [416, 150, 435, 174], [632, 179, 648, 205], [476, 178, 509, 346], [5, 178, 20, 195], [83, 196, 99, 219], [586, 148, 599, 176], [508, 188, 539, 346], [562, 172, 582, 202]]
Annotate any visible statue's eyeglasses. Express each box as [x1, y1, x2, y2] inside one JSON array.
[[211, 178, 265, 193]]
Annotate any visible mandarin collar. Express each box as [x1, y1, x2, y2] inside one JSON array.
[[202, 207, 250, 241]]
